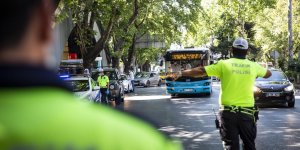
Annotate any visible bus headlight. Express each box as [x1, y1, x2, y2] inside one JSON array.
[[166, 83, 173, 87], [284, 85, 294, 92], [204, 82, 210, 86]]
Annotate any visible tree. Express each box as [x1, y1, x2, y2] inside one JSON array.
[[57, 0, 121, 68], [57, 0, 202, 71]]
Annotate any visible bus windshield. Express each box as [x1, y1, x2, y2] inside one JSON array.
[[164, 48, 210, 81]]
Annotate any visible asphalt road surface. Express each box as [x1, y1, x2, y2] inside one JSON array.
[[122, 82, 300, 150]]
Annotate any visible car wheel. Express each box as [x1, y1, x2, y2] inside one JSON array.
[[157, 80, 161, 87], [144, 81, 150, 88], [288, 97, 295, 108]]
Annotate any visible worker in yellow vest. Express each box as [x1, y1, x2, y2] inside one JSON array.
[[97, 69, 110, 104]]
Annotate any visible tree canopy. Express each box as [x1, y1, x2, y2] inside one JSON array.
[[56, 0, 300, 72]]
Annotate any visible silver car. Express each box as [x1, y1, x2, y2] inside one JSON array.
[[134, 72, 162, 87]]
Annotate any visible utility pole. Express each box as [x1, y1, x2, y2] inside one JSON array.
[[288, 0, 293, 62]]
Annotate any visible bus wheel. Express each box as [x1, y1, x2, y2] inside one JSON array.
[[171, 94, 176, 98]]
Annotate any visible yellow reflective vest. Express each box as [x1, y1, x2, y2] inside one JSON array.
[[97, 75, 109, 88]]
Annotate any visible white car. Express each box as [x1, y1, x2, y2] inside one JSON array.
[[120, 74, 134, 93], [64, 76, 100, 102]]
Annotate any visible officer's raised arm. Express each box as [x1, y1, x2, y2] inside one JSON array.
[[181, 67, 207, 77], [263, 70, 272, 78]]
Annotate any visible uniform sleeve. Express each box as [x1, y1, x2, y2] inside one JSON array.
[[204, 61, 222, 78], [255, 63, 267, 77]]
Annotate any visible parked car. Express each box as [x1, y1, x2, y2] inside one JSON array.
[[120, 74, 134, 93], [134, 72, 162, 87], [254, 69, 295, 107], [102, 68, 125, 105], [64, 76, 100, 102]]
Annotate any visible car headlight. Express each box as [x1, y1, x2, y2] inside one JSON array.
[[253, 86, 261, 93], [284, 85, 294, 92], [109, 84, 115, 90]]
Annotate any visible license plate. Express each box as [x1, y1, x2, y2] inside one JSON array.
[[184, 89, 194, 92], [266, 93, 280, 97]]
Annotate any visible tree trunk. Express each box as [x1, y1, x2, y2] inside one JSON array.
[[112, 57, 120, 69], [288, 0, 293, 62], [124, 34, 137, 74], [83, 56, 92, 70]]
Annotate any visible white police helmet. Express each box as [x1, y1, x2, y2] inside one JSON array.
[[232, 38, 248, 50]]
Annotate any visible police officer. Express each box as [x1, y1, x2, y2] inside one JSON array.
[[129, 66, 135, 92], [97, 69, 110, 104], [0, 0, 182, 149], [172, 38, 272, 150]]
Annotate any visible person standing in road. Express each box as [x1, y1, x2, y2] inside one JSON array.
[[0, 0, 182, 149], [97, 69, 110, 104], [170, 38, 272, 150], [129, 66, 135, 92]]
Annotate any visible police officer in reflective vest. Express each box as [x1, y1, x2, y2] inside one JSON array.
[[171, 38, 272, 150], [97, 69, 110, 104], [0, 0, 182, 149]]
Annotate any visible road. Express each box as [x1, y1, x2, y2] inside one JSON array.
[[121, 82, 300, 150]]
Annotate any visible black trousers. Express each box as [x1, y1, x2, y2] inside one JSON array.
[[100, 88, 108, 104], [219, 110, 257, 150]]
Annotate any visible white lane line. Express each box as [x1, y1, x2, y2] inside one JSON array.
[[125, 95, 171, 101], [295, 96, 300, 99]]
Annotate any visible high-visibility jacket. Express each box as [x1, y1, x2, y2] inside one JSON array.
[[0, 65, 182, 150], [205, 58, 267, 107], [97, 75, 109, 88]]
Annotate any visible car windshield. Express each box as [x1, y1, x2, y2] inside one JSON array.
[[135, 72, 150, 78], [104, 71, 118, 80], [256, 71, 287, 81], [66, 80, 89, 92]]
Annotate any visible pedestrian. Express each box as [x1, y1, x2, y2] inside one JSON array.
[[97, 69, 110, 104], [0, 0, 182, 149], [129, 66, 135, 92], [171, 38, 272, 150]]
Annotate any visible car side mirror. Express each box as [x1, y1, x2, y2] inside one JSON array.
[[93, 86, 100, 90], [289, 78, 295, 82]]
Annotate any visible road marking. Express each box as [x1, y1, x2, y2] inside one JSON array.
[[125, 95, 171, 101]]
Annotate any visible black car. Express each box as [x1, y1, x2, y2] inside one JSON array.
[[254, 69, 295, 107]]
